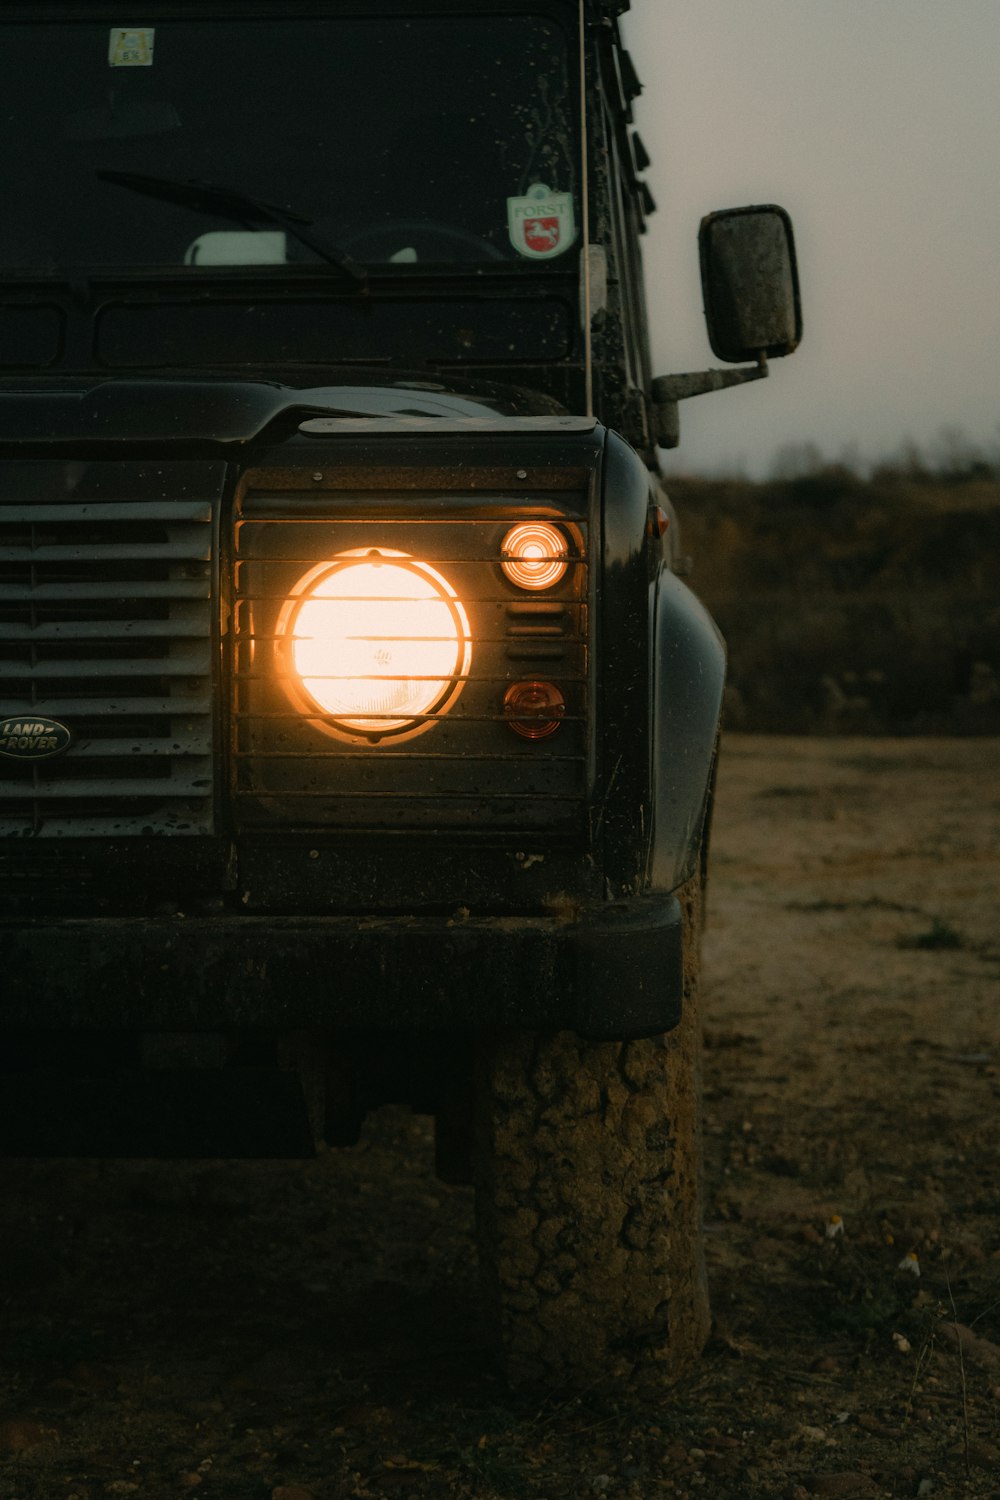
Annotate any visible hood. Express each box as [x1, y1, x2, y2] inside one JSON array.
[[0, 376, 565, 446]]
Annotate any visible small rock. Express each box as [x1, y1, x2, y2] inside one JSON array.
[[186, 1398, 226, 1417], [939, 1320, 1000, 1373], [805, 1475, 879, 1497], [0, 1417, 56, 1453], [178, 1474, 203, 1489], [68, 1362, 116, 1391], [856, 1413, 900, 1437]]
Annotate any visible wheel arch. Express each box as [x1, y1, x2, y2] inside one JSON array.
[[647, 569, 726, 893]]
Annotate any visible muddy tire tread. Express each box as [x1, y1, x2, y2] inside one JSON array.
[[475, 875, 709, 1387]]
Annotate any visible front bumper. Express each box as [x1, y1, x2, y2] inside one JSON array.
[[0, 894, 684, 1042]]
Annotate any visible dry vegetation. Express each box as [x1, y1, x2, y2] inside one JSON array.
[[670, 464, 1000, 736]]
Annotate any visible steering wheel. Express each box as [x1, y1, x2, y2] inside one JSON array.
[[338, 219, 507, 263]]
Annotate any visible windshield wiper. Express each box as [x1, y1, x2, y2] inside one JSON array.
[[96, 170, 368, 290]]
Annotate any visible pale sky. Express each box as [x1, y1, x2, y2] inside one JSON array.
[[622, 1, 1000, 475]]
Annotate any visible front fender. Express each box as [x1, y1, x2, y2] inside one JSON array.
[[647, 568, 726, 892]]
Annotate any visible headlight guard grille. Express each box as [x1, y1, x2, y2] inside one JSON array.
[[232, 485, 591, 836]]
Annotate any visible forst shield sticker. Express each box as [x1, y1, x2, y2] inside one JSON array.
[[108, 28, 155, 66], [507, 182, 577, 260]]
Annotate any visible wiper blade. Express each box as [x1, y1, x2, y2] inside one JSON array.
[[96, 170, 368, 289]]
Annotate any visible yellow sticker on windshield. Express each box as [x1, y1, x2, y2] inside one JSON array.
[[108, 28, 155, 66]]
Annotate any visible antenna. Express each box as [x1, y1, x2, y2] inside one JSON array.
[[579, 0, 594, 418]]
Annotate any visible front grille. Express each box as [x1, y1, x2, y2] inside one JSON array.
[[0, 500, 215, 836], [233, 502, 591, 834]]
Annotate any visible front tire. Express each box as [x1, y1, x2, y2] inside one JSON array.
[[474, 876, 709, 1388]]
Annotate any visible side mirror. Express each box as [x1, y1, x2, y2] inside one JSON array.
[[651, 204, 802, 449], [699, 204, 802, 363]]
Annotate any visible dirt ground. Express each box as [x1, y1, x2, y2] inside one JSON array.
[[1, 735, 998, 1500]]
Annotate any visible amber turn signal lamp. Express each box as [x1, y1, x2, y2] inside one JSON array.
[[501, 522, 568, 590], [647, 505, 670, 540], [503, 680, 565, 739]]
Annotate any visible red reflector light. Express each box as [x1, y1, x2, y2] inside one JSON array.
[[503, 680, 565, 739]]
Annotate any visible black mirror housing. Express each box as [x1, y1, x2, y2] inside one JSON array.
[[699, 204, 802, 363]]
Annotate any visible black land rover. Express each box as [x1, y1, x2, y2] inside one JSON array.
[[0, 0, 800, 1385]]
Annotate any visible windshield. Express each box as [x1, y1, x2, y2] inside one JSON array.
[[0, 11, 579, 275]]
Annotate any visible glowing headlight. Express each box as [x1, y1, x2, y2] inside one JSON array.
[[278, 549, 472, 741], [501, 522, 569, 590]]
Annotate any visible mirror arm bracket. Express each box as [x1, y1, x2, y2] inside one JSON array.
[[651, 353, 768, 448]]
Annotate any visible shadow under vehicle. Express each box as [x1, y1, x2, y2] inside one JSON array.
[[0, 0, 800, 1386]]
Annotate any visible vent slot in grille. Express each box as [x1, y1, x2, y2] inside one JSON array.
[[233, 508, 590, 834], [0, 500, 215, 837]]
